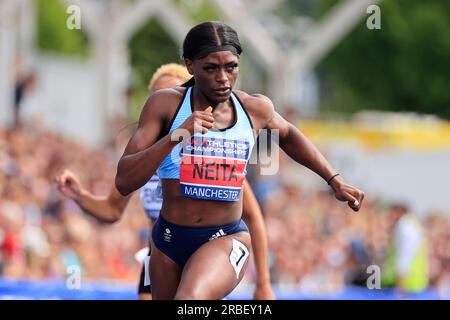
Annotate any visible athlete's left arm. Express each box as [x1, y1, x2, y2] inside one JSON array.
[[55, 169, 132, 223], [255, 95, 365, 212], [241, 180, 275, 300]]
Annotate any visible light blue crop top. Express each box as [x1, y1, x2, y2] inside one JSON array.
[[157, 87, 255, 201]]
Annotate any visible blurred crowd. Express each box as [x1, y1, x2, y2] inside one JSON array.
[[246, 151, 450, 298], [0, 125, 147, 284], [1, 124, 449, 298]]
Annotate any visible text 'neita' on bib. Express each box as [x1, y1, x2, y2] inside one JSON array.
[[179, 136, 250, 201]]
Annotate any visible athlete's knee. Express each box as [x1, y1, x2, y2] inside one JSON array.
[[173, 292, 195, 300], [174, 286, 209, 300], [174, 279, 218, 300]]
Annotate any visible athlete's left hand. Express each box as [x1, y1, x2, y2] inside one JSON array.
[[54, 169, 84, 200], [253, 282, 276, 300], [329, 175, 365, 212]]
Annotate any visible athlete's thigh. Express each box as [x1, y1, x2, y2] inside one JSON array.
[[175, 232, 251, 300], [149, 244, 182, 300]]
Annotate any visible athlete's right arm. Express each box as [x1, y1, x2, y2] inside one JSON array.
[[115, 90, 214, 196], [55, 169, 131, 223]]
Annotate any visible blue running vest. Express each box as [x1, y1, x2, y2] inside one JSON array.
[[157, 87, 255, 202]]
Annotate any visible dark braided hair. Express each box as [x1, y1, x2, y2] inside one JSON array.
[[181, 21, 242, 87]]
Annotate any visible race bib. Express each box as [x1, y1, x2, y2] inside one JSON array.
[[179, 136, 250, 201], [140, 175, 163, 218]]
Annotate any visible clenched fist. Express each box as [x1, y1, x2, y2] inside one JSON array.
[[179, 106, 214, 135], [54, 169, 83, 201]]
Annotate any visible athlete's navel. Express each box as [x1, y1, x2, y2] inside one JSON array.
[[194, 217, 203, 224]]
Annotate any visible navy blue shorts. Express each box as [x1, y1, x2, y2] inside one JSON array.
[[152, 215, 249, 267]]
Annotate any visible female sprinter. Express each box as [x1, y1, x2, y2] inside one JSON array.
[[55, 63, 274, 300], [115, 21, 365, 300]]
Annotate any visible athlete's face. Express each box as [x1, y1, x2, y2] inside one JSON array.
[[150, 75, 185, 92], [185, 51, 239, 104]]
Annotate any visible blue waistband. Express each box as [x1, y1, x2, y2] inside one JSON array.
[[152, 215, 248, 267]]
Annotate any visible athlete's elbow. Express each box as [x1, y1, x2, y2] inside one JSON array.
[[104, 208, 123, 223], [112, 207, 125, 222], [115, 175, 132, 197], [107, 215, 121, 224], [101, 216, 120, 224]]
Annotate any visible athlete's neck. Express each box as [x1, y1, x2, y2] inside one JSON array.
[[192, 85, 230, 111]]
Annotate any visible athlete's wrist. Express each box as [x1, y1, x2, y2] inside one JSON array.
[[255, 275, 271, 287], [328, 174, 345, 192], [77, 187, 92, 204], [254, 280, 275, 299]]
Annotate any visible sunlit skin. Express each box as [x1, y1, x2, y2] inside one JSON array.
[[158, 52, 245, 227], [185, 51, 239, 106], [55, 60, 276, 300], [115, 46, 364, 299], [156, 56, 243, 226], [117, 50, 364, 225], [152, 75, 185, 91]]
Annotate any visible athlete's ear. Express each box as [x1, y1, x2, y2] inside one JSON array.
[[184, 59, 194, 75]]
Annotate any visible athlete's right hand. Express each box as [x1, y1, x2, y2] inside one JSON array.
[[54, 169, 83, 200], [329, 175, 365, 212], [179, 106, 214, 135]]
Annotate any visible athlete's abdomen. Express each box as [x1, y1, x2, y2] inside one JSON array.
[[160, 179, 243, 227]]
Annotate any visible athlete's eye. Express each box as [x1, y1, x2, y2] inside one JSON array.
[[226, 64, 238, 72], [203, 65, 217, 72]]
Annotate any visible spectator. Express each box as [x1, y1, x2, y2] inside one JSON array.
[[381, 204, 429, 293]]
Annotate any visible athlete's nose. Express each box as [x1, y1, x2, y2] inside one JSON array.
[[216, 68, 228, 84]]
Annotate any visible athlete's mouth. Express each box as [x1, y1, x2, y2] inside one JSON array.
[[213, 87, 231, 95]]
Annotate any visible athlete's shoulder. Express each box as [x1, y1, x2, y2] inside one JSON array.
[[234, 90, 275, 129], [148, 86, 186, 105], [141, 87, 187, 119]]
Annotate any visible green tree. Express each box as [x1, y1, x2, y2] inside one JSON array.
[[127, 1, 221, 120], [317, 0, 450, 119], [128, 18, 181, 119], [37, 0, 88, 57]]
